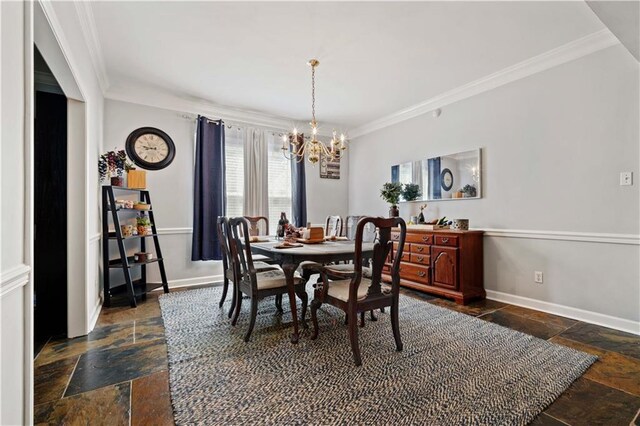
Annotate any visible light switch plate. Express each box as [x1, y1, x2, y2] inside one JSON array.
[[620, 172, 633, 186]]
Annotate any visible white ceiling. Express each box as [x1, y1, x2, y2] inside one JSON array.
[[91, 1, 605, 129]]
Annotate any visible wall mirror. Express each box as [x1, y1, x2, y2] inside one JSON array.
[[391, 148, 481, 201]]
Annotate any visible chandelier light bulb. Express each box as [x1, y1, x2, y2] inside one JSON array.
[[283, 58, 349, 164]]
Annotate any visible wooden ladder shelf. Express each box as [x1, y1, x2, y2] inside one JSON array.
[[102, 186, 169, 307]]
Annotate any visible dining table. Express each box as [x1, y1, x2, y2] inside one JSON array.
[[248, 239, 375, 344]]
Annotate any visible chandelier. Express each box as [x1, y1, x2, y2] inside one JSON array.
[[281, 59, 348, 164]]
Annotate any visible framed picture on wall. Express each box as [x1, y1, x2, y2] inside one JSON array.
[[320, 151, 340, 179]]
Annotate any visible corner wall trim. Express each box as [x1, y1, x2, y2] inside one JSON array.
[[88, 296, 103, 331], [485, 290, 640, 335], [73, 1, 109, 93], [350, 29, 619, 139], [0, 264, 31, 298], [480, 228, 639, 245]]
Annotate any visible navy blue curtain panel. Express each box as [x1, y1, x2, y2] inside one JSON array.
[[191, 116, 225, 261], [290, 134, 307, 227], [428, 157, 442, 199]]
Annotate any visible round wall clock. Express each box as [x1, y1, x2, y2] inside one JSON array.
[[125, 127, 176, 170], [441, 168, 454, 191]]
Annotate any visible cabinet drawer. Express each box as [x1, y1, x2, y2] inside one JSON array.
[[393, 241, 410, 252], [410, 253, 430, 265], [410, 243, 429, 254], [406, 233, 433, 245], [399, 262, 430, 285], [434, 235, 458, 247]]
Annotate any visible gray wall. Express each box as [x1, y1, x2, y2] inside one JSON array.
[[103, 99, 349, 287], [348, 45, 640, 327]]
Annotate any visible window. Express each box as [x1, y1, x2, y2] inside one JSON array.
[[224, 129, 292, 235], [267, 134, 292, 234], [225, 130, 244, 218]]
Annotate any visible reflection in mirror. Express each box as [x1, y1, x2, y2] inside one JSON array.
[[391, 161, 427, 201], [391, 148, 481, 202], [427, 149, 481, 200]]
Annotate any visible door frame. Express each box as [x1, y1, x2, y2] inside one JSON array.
[[24, 1, 91, 422]]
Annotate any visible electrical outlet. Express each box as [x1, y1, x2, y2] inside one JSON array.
[[534, 271, 543, 284], [620, 172, 633, 186]]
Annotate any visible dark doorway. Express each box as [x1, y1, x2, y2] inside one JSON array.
[[33, 47, 68, 356]]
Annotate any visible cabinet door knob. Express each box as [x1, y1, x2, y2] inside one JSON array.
[[416, 246, 424, 252], [393, 234, 399, 240], [422, 236, 429, 242], [417, 271, 426, 277], [442, 238, 449, 243], [417, 256, 424, 262]]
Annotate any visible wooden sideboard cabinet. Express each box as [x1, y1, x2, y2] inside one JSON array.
[[382, 228, 484, 305]]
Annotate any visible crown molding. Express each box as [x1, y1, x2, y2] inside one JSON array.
[[106, 87, 341, 137], [350, 29, 620, 139], [74, 1, 110, 94]]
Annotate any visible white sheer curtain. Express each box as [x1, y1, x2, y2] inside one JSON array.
[[243, 128, 269, 234]]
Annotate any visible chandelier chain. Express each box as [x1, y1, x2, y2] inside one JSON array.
[[311, 64, 316, 125]]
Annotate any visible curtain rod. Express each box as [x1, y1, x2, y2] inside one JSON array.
[[179, 113, 321, 140]]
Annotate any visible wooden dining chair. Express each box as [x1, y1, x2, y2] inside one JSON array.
[[243, 216, 269, 236], [217, 217, 278, 318], [227, 217, 309, 342], [309, 216, 407, 366], [325, 215, 343, 237]]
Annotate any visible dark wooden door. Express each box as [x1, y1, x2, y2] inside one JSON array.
[[34, 90, 67, 353], [431, 246, 458, 289]]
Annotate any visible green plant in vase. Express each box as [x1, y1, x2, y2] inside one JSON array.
[[402, 183, 422, 202], [136, 213, 152, 236], [380, 182, 403, 217]]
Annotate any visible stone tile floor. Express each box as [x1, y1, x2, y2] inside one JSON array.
[[33, 285, 640, 425]]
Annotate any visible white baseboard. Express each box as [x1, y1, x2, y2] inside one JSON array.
[[88, 296, 103, 331], [485, 289, 640, 335], [161, 274, 224, 290]]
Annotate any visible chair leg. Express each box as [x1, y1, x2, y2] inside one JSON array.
[[244, 296, 258, 342], [344, 314, 349, 325], [380, 307, 385, 314], [231, 287, 242, 326], [310, 299, 322, 340], [391, 301, 403, 352], [219, 276, 229, 308], [348, 307, 362, 366], [275, 294, 283, 313], [296, 289, 308, 327], [370, 310, 378, 321], [359, 311, 365, 328], [228, 280, 237, 319]]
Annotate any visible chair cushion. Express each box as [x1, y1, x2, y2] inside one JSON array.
[[254, 261, 280, 272], [324, 264, 372, 279], [256, 269, 304, 290], [252, 254, 277, 263], [326, 279, 392, 302]]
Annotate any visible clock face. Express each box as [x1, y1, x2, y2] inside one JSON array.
[[134, 134, 169, 164], [126, 127, 175, 170], [441, 168, 454, 191]]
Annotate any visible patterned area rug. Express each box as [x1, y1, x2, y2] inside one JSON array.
[[159, 287, 596, 425]]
